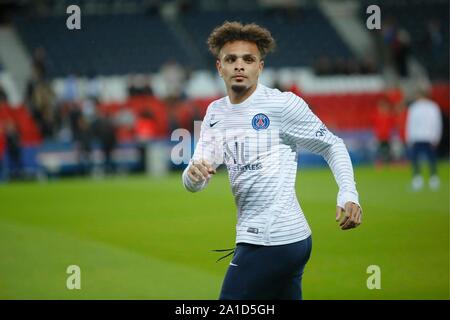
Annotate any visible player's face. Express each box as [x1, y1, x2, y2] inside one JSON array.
[[216, 41, 264, 95]]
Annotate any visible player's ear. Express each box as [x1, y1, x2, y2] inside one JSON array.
[[216, 59, 222, 77], [259, 59, 264, 72]]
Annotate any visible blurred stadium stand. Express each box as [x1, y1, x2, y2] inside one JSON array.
[[180, 7, 355, 69], [14, 14, 191, 76], [0, 0, 448, 180], [360, 0, 449, 81]]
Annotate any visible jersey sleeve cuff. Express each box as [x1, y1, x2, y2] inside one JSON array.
[[182, 165, 208, 192], [337, 190, 361, 210]]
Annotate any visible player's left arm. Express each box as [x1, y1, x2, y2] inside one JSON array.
[[281, 92, 362, 230]]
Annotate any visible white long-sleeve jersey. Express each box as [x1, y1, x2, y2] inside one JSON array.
[[406, 98, 443, 145], [182, 84, 360, 246]]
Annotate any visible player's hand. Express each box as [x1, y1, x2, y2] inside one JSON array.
[[187, 160, 216, 183], [336, 202, 362, 230]]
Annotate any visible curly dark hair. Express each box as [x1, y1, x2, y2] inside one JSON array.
[[207, 21, 276, 59]]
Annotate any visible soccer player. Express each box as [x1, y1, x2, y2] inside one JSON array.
[[406, 88, 443, 191], [182, 21, 362, 300]]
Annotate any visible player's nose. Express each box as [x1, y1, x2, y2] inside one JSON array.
[[234, 59, 245, 71]]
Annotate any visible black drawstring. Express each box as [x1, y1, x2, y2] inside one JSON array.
[[211, 247, 235, 263]]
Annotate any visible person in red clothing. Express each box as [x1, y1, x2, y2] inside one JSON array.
[[386, 86, 407, 162], [135, 109, 158, 171], [393, 102, 408, 161], [373, 97, 394, 166], [135, 110, 158, 141], [385, 85, 404, 108]]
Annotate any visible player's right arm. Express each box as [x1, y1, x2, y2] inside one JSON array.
[[182, 106, 220, 192], [183, 159, 216, 192]]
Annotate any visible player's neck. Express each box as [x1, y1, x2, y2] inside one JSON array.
[[228, 84, 258, 104]]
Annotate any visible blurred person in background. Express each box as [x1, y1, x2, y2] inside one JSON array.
[[74, 116, 93, 176], [32, 46, 48, 80], [128, 74, 154, 97], [0, 88, 23, 181], [68, 102, 83, 142], [425, 19, 443, 60], [166, 95, 183, 134], [4, 121, 23, 180], [393, 101, 408, 164], [406, 88, 443, 191], [161, 58, 187, 99], [373, 97, 394, 168], [392, 29, 411, 78], [386, 86, 407, 164], [25, 47, 57, 140], [381, 18, 411, 78], [28, 79, 57, 139], [92, 110, 117, 175], [135, 109, 158, 171]]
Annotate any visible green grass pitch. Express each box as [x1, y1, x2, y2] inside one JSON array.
[[0, 162, 448, 299]]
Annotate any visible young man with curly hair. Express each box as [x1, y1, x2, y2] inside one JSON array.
[[182, 21, 362, 300]]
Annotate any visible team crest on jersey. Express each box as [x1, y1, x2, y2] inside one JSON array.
[[252, 113, 270, 130]]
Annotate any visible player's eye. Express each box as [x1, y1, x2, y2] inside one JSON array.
[[225, 56, 235, 63], [244, 56, 255, 63]]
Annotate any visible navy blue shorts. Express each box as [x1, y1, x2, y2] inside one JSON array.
[[219, 235, 312, 300]]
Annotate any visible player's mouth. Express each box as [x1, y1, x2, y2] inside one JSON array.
[[232, 75, 247, 82]]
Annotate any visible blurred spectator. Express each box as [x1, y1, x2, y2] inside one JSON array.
[[424, 19, 444, 63], [392, 29, 411, 78], [75, 117, 93, 176], [92, 111, 117, 174], [128, 74, 154, 96], [135, 110, 158, 171], [313, 56, 378, 76], [4, 121, 23, 180], [114, 104, 136, 142], [373, 97, 394, 167], [62, 74, 79, 103], [0, 87, 23, 180], [136, 110, 158, 142], [68, 102, 83, 142], [161, 59, 186, 99], [334, 57, 348, 75], [86, 72, 101, 100], [25, 56, 50, 143], [166, 96, 184, 134], [386, 86, 407, 162], [313, 55, 332, 75], [381, 18, 411, 78], [32, 46, 47, 80], [28, 80, 57, 139], [385, 86, 404, 107], [406, 89, 443, 191], [422, 18, 447, 79], [0, 83, 7, 102], [393, 101, 408, 162], [81, 97, 98, 125], [26, 62, 43, 105], [359, 56, 377, 74]]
